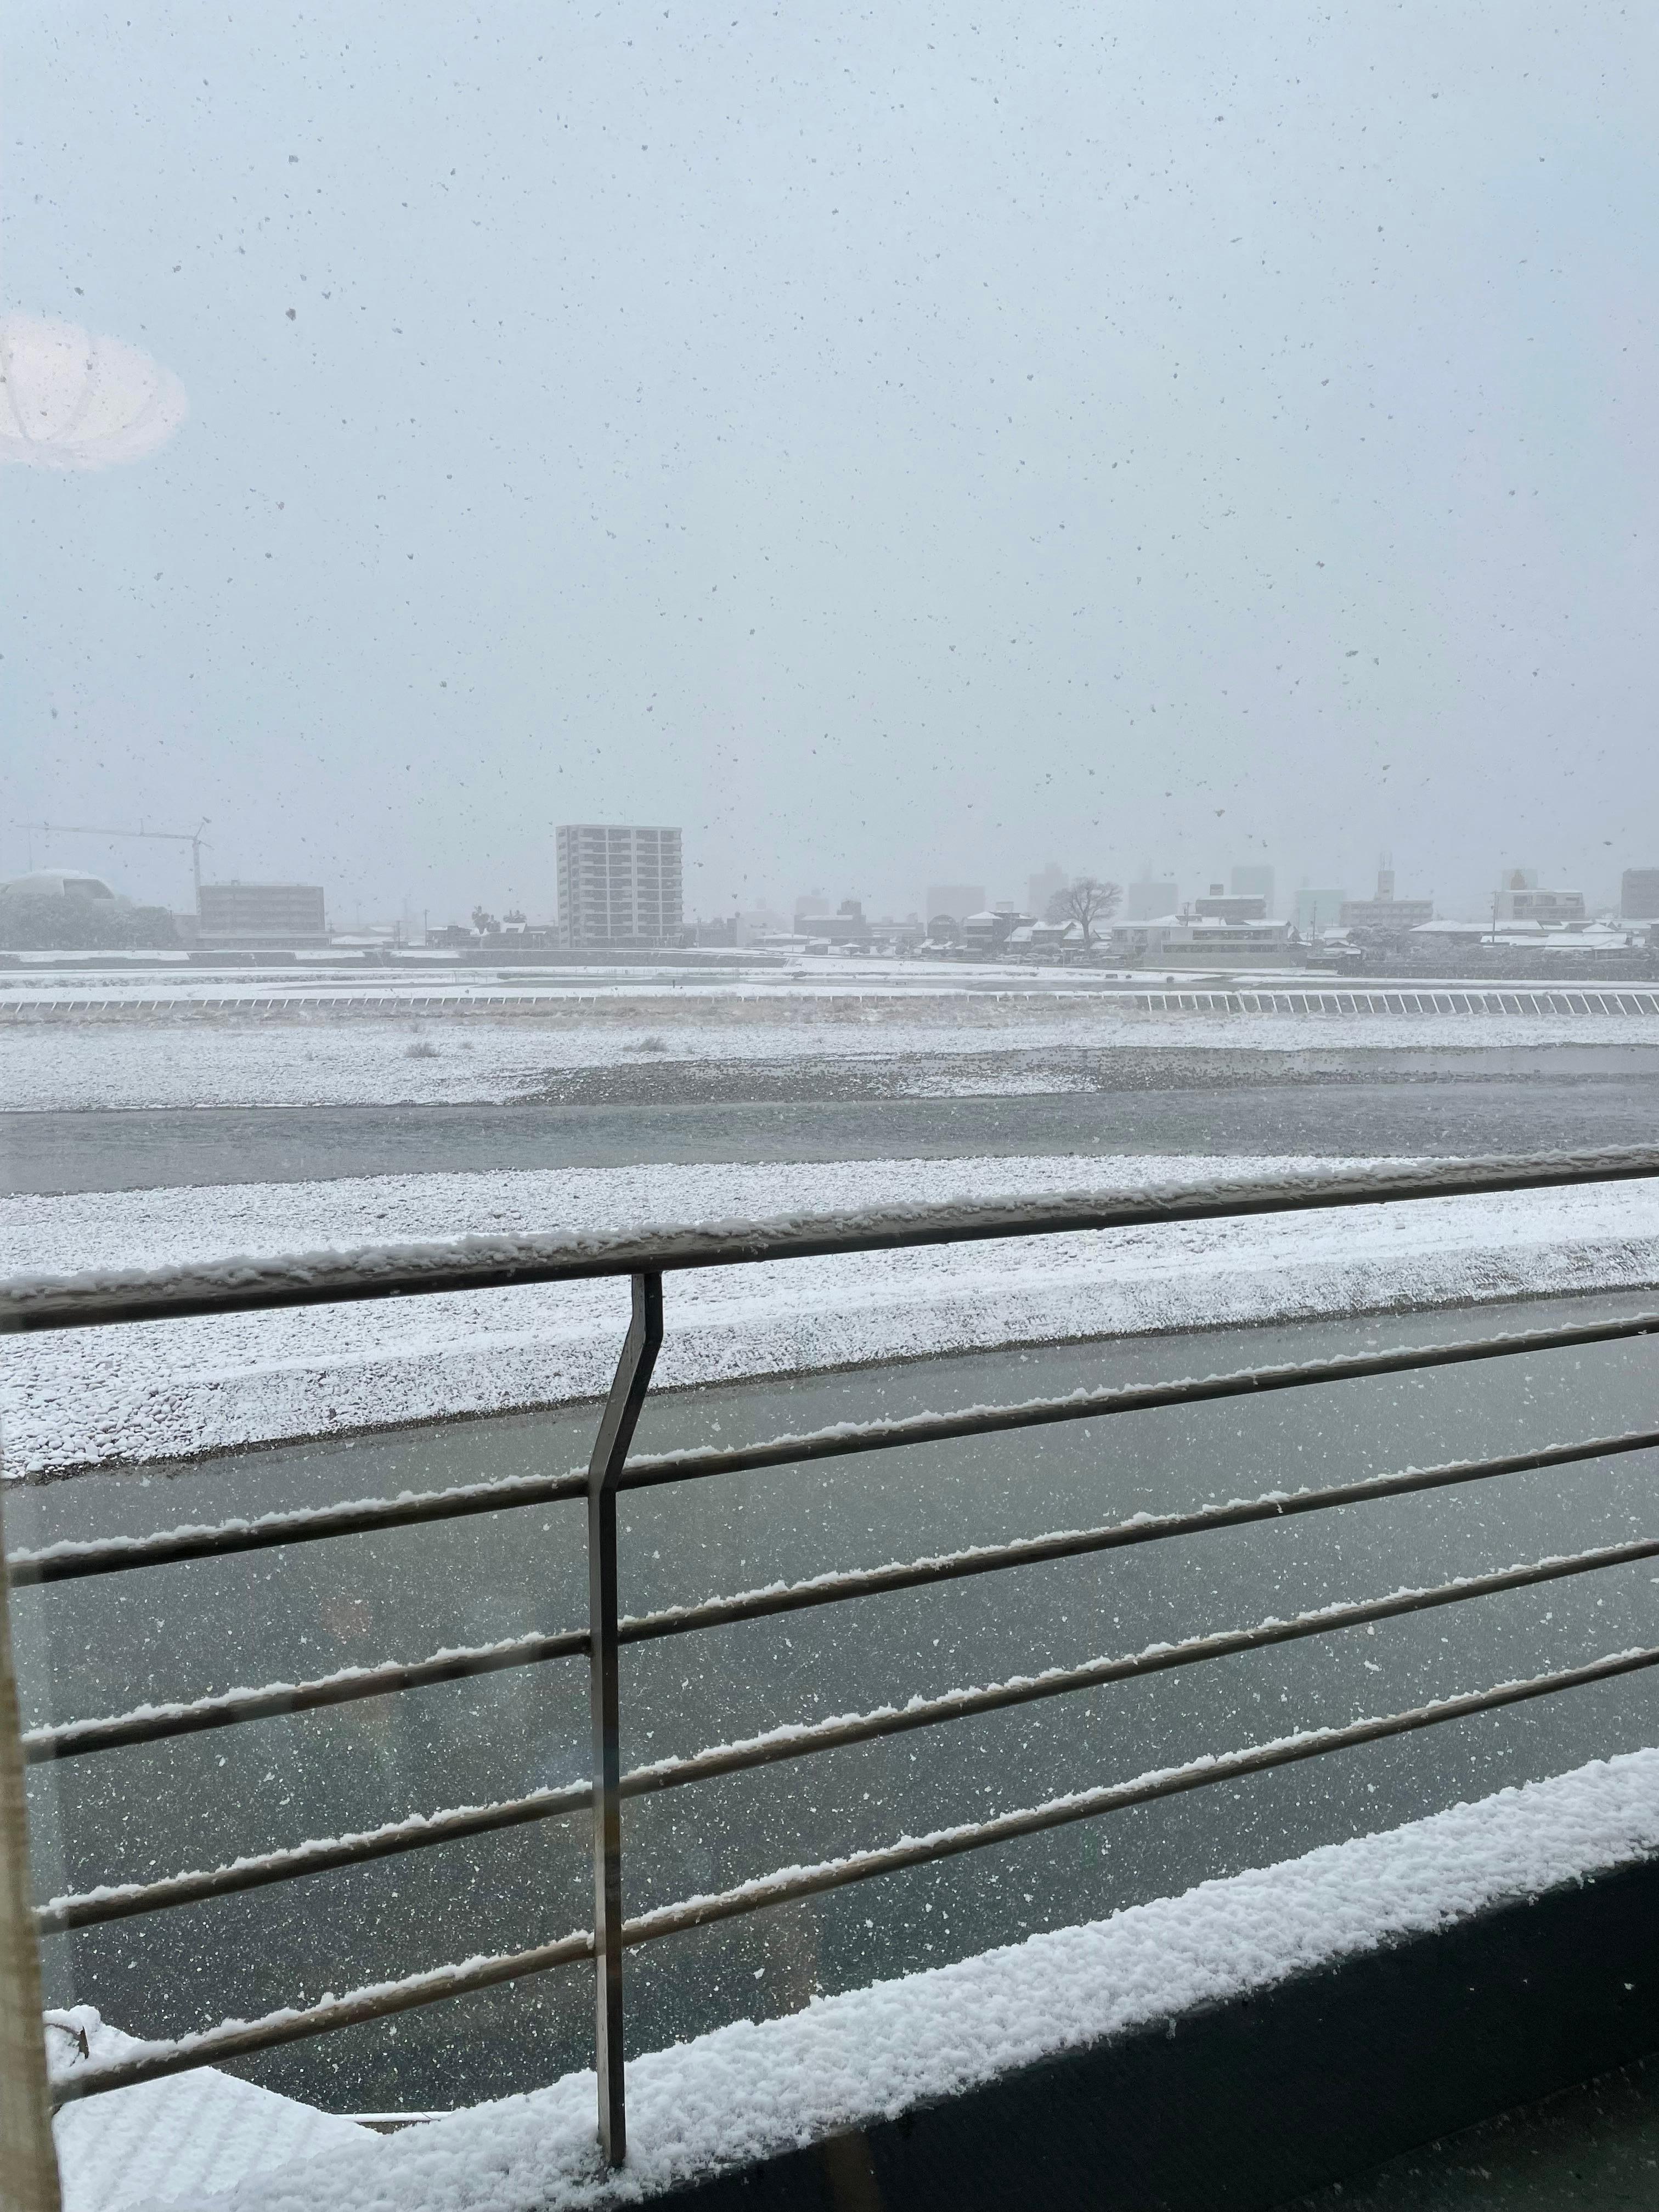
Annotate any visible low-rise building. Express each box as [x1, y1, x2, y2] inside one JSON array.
[[749, 931, 821, 953], [804, 898, 874, 948], [0, 867, 179, 951], [1027, 918, 1085, 957], [1108, 912, 1300, 966], [195, 882, 328, 944], [1340, 866, 1433, 935], [962, 905, 1035, 955], [1193, 886, 1268, 925], [1379, 917, 1658, 978], [0, 868, 118, 902], [1494, 871, 1584, 927]]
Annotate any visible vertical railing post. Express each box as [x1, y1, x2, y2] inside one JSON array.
[[587, 1271, 663, 2168], [0, 1490, 62, 2212]]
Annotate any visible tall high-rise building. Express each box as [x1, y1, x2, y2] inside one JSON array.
[[1296, 887, 1348, 935], [1621, 868, 1659, 922], [1230, 865, 1274, 911], [926, 883, 986, 926], [1126, 879, 1178, 921], [1028, 863, 1066, 918], [556, 825, 683, 947]]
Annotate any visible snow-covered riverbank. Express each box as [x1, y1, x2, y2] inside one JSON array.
[[8, 1000, 1659, 1109]]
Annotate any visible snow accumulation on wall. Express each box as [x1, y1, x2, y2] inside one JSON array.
[[83, 1743, 1659, 2212], [7, 1152, 1659, 1474]]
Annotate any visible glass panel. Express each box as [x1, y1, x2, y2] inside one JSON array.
[[3, 2, 1656, 2196]]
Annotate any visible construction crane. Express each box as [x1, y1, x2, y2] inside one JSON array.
[[18, 819, 211, 905]]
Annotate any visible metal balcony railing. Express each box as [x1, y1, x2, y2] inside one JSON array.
[[3, 1148, 1659, 2180]]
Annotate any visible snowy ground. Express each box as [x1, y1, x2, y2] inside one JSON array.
[[9, 1003, 1659, 1109], [86, 1742, 1659, 2212], [7, 1153, 1659, 1476]]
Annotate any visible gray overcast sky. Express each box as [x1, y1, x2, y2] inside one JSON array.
[[4, 0, 1656, 924]]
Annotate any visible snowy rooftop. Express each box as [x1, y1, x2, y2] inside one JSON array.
[[1111, 913, 1293, 932]]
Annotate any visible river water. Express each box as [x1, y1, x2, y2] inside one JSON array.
[[10, 1288, 1659, 2113], [9, 1067, 1659, 1192]]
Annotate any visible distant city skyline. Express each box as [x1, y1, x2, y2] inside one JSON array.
[[11, 819, 1649, 934], [6, 3, 1656, 942]]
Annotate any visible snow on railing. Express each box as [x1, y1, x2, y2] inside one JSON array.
[[12, 1311, 1659, 1587], [6, 1147, 1659, 1333], [4, 1146, 1659, 2175], [45, 1644, 1659, 2111], [25, 1425, 1659, 1942]]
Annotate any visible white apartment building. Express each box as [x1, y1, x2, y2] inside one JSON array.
[[556, 824, 683, 947], [1493, 870, 1586, 927]]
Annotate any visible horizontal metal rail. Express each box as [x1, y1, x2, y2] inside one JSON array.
[[47, 1918, 597, 2109], [35, 1527, 1656, 1932], [22, 1626, 588, 1765], [616, 1428, 1659, 1645], [28, 1423, 1659, 1764], [6, 1147, 1658, 1333], [5, 1469, 591, 1587], [11, 1310, 1659, 1589], [617, 1651, 1659, 1948], [606, 1537, 1659, 1805], [49, 1640, 1659, 2108], [610, 1310, 1659, 1497], [33, 1777, 595, 1936]]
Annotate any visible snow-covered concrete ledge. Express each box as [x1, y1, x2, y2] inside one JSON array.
[[120, 1745, 1659, 2212], [9, 1154, 1659, 1475]]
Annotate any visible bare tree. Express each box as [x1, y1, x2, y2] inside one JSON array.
[[1059, 876, 1121, 949]]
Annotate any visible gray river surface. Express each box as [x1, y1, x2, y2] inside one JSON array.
[[6, 1074, 1659, 1192], [12, 1289, 1659, 2114]]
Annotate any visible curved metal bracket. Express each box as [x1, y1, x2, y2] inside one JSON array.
[[588, 1271, 663, 2167]]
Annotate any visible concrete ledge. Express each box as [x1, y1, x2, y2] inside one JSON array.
[[659, 1850, 1659, 2212], [172, 1750, 1659, 2212]]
